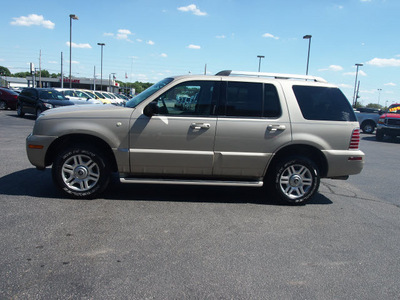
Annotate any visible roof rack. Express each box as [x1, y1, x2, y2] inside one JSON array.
[[215, 70, 327, 83]]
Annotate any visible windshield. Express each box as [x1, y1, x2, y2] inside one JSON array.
[[126, 78, 174, 108], [388, 104, 400, 114], [39, 90, 67, 100]]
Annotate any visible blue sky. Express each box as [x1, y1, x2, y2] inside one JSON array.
[[1, 0, 399, 106]]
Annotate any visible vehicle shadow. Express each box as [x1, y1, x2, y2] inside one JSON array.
[[362, 135, 400, 143], [7, 113, 36, 120], [0, 168, 332, 206]]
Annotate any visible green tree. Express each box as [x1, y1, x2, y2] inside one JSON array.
[[0, 66, 12, 76], [13, 71, 31, 78], [366, 103, 383, 109]]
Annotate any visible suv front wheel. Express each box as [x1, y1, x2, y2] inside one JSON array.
[[273, 156, 320, 205], [17, 105, 25, 117], [52, 144, 111, 198]]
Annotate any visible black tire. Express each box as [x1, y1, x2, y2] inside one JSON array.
[[273, 156, 320, 205], [52, 144, 111, 199], [36, 108, 42, 119], [0, 100, 6, 110], [376, 129, 384, 141], [17, 104, 25, 117], [361, 121, 375, 134]]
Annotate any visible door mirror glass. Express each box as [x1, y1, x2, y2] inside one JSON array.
[[144, 101, 158, 117]]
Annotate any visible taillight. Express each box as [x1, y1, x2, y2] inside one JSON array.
[[349, 129, 360, 149]]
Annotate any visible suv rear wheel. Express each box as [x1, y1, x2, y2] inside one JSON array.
[[52, 144, 111, 198], [273, 156, 320, 205]]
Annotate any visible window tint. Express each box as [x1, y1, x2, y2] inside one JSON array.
[[263, 84, 281, 117], [155, 81, 217, 116], [226, 82, 263, 117], [293, 86, 356, 121], [219, 82, 281, 118]]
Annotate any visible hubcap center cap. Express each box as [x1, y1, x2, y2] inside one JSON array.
[[289, 175, 302, 187], [74, 166, 88, 179]]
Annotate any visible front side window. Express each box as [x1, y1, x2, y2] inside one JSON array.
[[154, 81, 218, 116], [293, 85, 356, 121]]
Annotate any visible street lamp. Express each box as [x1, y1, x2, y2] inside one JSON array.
[[97, 43, 105, 91], [303, 35, 312, 75], [352, 63, 363, 107], [377, 88, 382, 106], [69, 14, 78, 88], [257, 55, 265, 72]]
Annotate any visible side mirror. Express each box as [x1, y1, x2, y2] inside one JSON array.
[[143, 101, 158, 117]]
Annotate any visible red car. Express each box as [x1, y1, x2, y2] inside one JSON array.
[[0, 87, 19, 110]]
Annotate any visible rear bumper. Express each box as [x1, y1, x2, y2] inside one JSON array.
[[322, 149, 365, 178]]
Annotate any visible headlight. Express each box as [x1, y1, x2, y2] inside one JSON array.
[[43, 103, 54, 109]]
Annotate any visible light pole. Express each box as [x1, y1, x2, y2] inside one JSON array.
[[97, 43, 105, 91], [257, 55, 265, 72], [303, 35, 312, 75], [377, 88, 382, 106], [69, 14, 78, 88], [352, 63, 363, 107]]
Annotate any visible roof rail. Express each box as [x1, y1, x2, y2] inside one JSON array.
[[215, 70, 327, 83]]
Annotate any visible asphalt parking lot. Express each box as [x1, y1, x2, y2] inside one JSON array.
[[1, 109, 399, 299]]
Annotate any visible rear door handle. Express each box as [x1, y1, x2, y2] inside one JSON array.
[[190, 123, 211, 130], [267, 124, 286, 132]]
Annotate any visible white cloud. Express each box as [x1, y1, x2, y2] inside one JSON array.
[[66, 42, 92, 49], [104, 32, 114, 37], [319, 65, 344, 72], [337, 83, 353, 89], [216, 35, 226, 39], [116, 29, 132, 41], [262, 33, 279, 40], [178, 4, 207, 16], [160, 53, 168, 58], [48, 61, 57, 64], [367, 57, 400, 67], [384, 82, 396, 86], [11, 14, 55, 29], [187, 44, 201, 49], [136, 39, 143, 43], [343, 70, 367, 76], [147, 40, 155, 45]]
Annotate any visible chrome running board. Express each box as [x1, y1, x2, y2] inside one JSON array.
[[120, 177, 264, 187]]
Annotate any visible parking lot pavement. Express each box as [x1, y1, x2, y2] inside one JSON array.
[[1, 110, 399, 299]]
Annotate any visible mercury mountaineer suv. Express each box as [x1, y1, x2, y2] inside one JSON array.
[[26, 70, 365, 205]]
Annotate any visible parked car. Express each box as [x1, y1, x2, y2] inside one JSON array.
[[17, 88, 74, 118], [376, 103, 400, 141], [26, 70, 364, 205], [354, 108, 382, 134], [54, 88, 102, 105], [0, 87, 19, 110], [78, 90, 112, 104]]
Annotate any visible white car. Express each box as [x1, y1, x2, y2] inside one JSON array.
[[54, 88, 102, 105]]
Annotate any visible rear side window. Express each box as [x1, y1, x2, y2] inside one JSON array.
[[293, 86, 356, 121], [221, 82, 281, 118]]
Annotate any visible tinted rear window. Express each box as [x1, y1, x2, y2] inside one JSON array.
[[293, 86, 356, 121]]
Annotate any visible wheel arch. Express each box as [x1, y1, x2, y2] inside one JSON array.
[[45, 134, 118, 172], [265, 144, 328, 178]]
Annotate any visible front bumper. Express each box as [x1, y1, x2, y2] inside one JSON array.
[[26, 134, 58, 169]]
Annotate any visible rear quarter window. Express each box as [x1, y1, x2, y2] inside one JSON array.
[[293, 85, 356, 121]]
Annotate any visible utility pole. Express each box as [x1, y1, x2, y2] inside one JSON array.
[[61, 52, 64, 88], [39, 50, 42, 88]]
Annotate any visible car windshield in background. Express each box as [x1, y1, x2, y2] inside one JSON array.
[[126, 78, 173, 108], [388, 105, 400, 114], [39, 90, 67, 100]]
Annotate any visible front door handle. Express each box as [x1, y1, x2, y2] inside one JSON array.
[[190, 123, 211, 130], [267, 124, 286, 132]]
